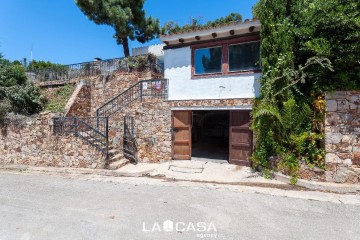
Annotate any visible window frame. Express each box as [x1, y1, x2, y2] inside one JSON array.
[[193, 46, 223, 76], [191, 35, 261, 79], [228, 40, 261, 73]]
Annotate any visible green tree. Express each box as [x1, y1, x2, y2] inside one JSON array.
[[0, 56, 27, 87], [0, 54, 44, 115], [251, 0, 359, 178], [75, 0, 160, 57], [28, 60, 63, 71], [294, 0, 360, 92]]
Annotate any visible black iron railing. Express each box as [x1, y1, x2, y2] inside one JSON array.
[[96, 79, 168, 117], [27, 54, 163, 82], [53, 116, 109, 158], [123, 115, 137, 163], [53, 78, 167, 161]]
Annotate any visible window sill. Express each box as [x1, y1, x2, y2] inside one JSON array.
[[192, 70, 261, 79]]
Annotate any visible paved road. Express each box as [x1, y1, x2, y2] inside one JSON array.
[[0, 172, 359, 240]]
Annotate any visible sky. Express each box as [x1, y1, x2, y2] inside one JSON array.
[[0, 0, 258, 65]]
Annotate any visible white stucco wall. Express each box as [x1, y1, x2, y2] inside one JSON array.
[[164, 47, 261, 101]]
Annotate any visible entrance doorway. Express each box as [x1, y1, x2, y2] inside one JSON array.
[[171, 109, 252, 166], [192, 110, 229, 162]]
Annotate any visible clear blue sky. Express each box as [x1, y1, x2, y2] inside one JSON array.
[[0, 0, 258, 64]]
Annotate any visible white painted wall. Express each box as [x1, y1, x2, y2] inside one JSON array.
[[164, 47, 261, 101], [132, 44, 165, 57]]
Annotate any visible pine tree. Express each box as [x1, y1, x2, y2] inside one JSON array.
[[75, 0, 160, 57]]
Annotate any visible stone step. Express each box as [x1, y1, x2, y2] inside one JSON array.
[[110, 153, 124, 161], [108, 148, 121, 156], [108, 159, 130, 170]]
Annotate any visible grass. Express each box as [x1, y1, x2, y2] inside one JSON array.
[[44, 84, 75, 113]]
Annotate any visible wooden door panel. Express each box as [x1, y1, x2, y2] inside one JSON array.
[[173, 111, 191, 127], [230, 110, 251, 128], [172, 111, 192, 160], [229, 110, 252, 166], [231, 146, 251, 161], [231, 129, 252, 146], [173, 128, 190, 141]]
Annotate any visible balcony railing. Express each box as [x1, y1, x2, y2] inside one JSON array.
[[27, 54, 163, 82]]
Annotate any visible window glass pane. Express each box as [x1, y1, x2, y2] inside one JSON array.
[[229, 42, 260, 72], [194, 47, 222, 75]]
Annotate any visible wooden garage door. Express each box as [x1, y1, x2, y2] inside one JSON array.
[[229, 110, 252, 166], [172, 111, 192, 160]]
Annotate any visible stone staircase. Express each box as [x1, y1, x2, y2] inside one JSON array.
[[107, 146, 130, 170], [53, 79, 168, 170]]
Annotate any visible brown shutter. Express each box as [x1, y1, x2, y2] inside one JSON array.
[[229, 110, 252, 166], [172, 111, 192, 160]]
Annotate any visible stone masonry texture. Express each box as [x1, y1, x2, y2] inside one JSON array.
[[0, 113, 104, 168], [8, 72, 360, 185], [64, 80, 91, 117], [325, 91, 360, 184], [108, 98, 253, 163]]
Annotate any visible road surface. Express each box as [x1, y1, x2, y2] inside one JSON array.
[[0, 171, 359, 240]]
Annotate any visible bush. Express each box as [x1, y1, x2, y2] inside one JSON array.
[[0, 100, 11, 120], [0, 54, 44, 115], [5, 84, 45, 114]]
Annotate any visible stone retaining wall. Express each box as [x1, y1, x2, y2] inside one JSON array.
[[0, 113, 104, 168], [64, 80, 91, 117], [325, 91, 360, 183], [90, 71, 161, 114]]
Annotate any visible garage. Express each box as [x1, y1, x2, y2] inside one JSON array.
[[171, 109, 253, 166]]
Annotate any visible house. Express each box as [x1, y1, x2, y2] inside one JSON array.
[[159, 19, 261, 166]]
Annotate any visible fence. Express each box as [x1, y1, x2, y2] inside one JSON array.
[[27, 54, 164, 82]]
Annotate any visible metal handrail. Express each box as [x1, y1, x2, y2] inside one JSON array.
[[53, 116, 109, 159], [52, 79, 168, 161], [96, 79, 168, 117]]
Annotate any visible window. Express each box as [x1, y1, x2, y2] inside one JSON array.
[[229, 41, 260, 72], [194, 47, 222, 75], [191, 37, 261, 78]]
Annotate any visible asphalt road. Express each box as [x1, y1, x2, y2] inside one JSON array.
[[0, 172, 359, 240]]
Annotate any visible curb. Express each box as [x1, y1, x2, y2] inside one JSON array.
[[274, 173, 360, 194], [0, 165, 153, 178]]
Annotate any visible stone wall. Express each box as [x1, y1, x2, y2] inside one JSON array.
[[6, 70, 252, 168], [0, 113, 104, 168], [325, 91, 360, 183], [90, 70, 161, 114], [64, 80, 91, 117], [108, 98, 253, 163]]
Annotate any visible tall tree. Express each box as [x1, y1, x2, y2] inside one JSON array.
[[251, 0, 359, 178], [75, 0, 160, 57]]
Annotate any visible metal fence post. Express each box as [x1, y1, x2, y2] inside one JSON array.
[[105, 117, 109, 160], [74, 117, 78, 137], [140, 81, 143, 102]]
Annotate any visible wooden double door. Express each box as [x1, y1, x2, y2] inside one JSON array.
[[171, 110, 253, 166]]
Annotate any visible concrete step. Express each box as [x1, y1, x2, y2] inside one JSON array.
[[108, 159, 130, 170]]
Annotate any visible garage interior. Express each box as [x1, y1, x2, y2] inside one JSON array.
[[191, 110, 230, 162]]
